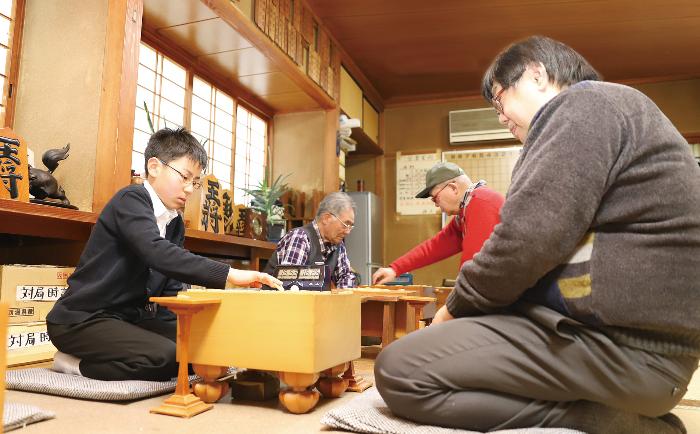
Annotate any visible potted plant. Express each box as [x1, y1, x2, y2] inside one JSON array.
[[239, 173, 291, 242]]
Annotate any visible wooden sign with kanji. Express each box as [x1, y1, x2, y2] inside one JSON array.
[[221, 189, 244, 236], [184, 174, 224, 234], [0, 128, 29, 202]]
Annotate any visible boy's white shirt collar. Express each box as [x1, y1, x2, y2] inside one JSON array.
[[143, 180, 179, 237]]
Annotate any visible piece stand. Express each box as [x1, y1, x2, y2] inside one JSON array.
[[148, 296, 221, 418]]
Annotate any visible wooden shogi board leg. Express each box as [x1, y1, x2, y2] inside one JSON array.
[[278, 371, 321, 414], [317, 362, 349, 398]]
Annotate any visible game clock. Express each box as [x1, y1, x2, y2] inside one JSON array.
[[273, 265, 329, 291]]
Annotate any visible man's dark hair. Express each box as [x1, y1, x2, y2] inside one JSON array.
[[143, 127, 208, 174], [481, 36, 601, 101]]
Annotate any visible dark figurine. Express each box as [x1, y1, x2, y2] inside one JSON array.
[[28, 143, 76, 209]]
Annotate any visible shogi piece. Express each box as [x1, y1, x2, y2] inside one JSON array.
[[185, 289, 361, 414], [184, 174, 224, 234], [0, 128, 29, 202]]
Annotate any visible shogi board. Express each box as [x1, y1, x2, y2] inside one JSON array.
[[184, 289, 361, 374]]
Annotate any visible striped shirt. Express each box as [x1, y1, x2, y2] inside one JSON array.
[[274, 220, 356, 288]]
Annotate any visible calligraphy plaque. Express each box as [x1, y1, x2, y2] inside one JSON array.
[[0, 127, 29, 202], [221, 189, 244, 236], [184, 174, 224, 234]]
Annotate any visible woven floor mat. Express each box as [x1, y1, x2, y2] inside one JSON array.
[[6, 367, 200, 401], [321, 387, 586, 434], [4, 402, 55, 432]]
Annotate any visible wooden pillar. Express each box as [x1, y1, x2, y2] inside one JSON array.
[[93, 0, 143, 213], [322, 107, 340, 193]]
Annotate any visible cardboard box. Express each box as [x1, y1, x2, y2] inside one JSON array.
[[1, 264, 74, 324], [7, 321, 56, 367]]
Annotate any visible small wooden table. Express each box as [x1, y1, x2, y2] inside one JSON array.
[[148, 296, 221, 418], [353, 288, 435, 347]]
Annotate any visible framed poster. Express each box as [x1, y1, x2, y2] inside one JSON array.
[[396, 151, 441, 215]]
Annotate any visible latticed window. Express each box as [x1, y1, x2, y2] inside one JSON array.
[[0, 0, 24, 127], [131, 43, 186, 176], [131, 41, 269, 204], [190, 76, 235, 191], [234, 105, 267, 205]]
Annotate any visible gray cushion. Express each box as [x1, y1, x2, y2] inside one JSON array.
[[321, 387, 586, 434], [5, 368, 197, 401], [4, 402, 55, 432]]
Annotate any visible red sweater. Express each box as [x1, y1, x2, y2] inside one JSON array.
[[390, 186, 504, 275]]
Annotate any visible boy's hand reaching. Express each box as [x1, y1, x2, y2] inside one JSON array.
[[227, 269, 284, 290]]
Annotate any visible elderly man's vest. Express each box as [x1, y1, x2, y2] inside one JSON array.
[[262, 223, 339, 290]]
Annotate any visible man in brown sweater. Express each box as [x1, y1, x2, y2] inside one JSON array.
[[375, 36, 700, 433]]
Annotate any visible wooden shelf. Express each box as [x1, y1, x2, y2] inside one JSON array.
[[0, 198, 97, 241], [143, 0, 337, 114], [184, 228, 276, 259], [0, 198, 276, 262], [350, 127, 383, 155]]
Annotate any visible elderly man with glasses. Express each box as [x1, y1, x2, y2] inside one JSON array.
[[263, 191, 357, 290], [372, 161, 504, 285]]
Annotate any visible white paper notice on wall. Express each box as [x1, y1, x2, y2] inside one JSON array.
[[396, 151, 441, 215]]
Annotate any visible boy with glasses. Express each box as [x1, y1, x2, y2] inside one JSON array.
[[47, 127, 281, 381], [372, 161, 504, 285]]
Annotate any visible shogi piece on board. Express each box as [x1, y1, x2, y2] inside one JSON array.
[[0, 128, 30, 202], [1, 265, 74, 324], [184, 174, 224, 234], [185, 289, 361, 413], [239, 207, 267, 240], [7, 321, 56, 367]]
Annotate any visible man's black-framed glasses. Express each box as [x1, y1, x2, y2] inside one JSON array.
[[159, 159, 202, 189]]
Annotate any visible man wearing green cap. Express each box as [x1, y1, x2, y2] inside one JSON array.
[[372, 161, 504, 285]]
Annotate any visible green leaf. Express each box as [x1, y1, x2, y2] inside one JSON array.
[[143, 101, 155, 133], [236, 172, 292, 217]]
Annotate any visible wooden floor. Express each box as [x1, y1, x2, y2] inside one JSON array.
[[4, 349, 700, 433]]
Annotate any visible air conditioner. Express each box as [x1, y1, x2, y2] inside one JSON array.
[[449, 108, 514, 144]]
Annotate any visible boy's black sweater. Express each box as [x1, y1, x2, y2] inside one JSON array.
[[47, 184, 230, 325]]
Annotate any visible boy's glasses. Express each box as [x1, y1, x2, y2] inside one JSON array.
[[159, 159, 202, 189]]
